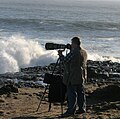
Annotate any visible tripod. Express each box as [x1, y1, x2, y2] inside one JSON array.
[[36, 57, 66, 114]]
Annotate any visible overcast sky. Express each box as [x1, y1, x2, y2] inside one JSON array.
[[0, 0, 120, 5], [0, 0, 120, 2]]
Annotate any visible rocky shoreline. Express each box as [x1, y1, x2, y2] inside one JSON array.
[[0, 60, 120, 119], [0, 60, 120, 88]]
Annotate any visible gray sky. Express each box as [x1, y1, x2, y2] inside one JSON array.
[[0, 0, 120, 5], [0, 0, 120, 1]]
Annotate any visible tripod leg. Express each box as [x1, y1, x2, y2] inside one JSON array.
[[36, 86, 48, 112], [48, 103, 51, 112], [61, 103, 63, 114]]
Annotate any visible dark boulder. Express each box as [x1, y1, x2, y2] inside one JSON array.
[[0, 84, 18, 95], [90, 85, 120, 102]]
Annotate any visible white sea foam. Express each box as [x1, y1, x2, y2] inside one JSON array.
[[88, 53, 120, 63], [0, 34, 120, 74], [0, 35, 58, 74]]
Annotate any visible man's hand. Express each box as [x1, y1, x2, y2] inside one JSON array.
[[58, 50, 64, 56]]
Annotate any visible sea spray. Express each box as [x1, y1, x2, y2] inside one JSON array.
[[0, 35, 120, 74], [0, 35, 58, 74], [88, 53, 120, 63], [0, 51, 19, 73]]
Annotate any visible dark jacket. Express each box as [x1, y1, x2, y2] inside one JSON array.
[[63, 47, 87, 85]]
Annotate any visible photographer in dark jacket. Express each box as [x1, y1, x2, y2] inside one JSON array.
[[58, 37, 87, 118]]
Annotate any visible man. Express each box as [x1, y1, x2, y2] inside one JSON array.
[[58, 37, 87, 118]]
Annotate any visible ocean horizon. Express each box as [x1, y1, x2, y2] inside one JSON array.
[[0, 0, 120, 74]]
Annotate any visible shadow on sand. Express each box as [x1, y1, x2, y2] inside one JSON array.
[[12, 116, 38, 119], [12, 116, 59, 119]]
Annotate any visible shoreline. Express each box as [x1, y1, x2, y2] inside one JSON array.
[[0, 60, 120, 118], [0, 59, 120, 87]]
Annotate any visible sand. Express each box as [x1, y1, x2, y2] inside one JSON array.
[[0, 82, 120, 119]]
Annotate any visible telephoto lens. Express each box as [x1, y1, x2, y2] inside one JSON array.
[[45, 43, 66, 50]]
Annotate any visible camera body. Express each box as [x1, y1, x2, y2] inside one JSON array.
[[45, 43, 71, 50]]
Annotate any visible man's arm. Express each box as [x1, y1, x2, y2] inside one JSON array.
[[58, 50, 74, 63]]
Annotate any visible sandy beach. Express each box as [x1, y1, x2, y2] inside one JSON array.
[[0, 82, 120, 119]]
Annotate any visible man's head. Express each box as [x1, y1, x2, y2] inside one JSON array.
[[71, 37, 81, 49]]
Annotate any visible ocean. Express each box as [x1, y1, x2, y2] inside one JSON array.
[[0, 0, 120, 74]]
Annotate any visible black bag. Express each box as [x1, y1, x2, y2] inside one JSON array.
[[48, 83, 66, 103], [43, 73, 63, 84], [43, 73, 66, 103]]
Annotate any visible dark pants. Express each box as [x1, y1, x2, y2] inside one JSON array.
[[66, 84, 86, 114]]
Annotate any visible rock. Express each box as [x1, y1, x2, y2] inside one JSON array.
[[109, 73, 120, 78], [0, 84, 18, 95], [0, 98, 5, 103], [87, 60, 120, 81], [0, 110, 4, 116], [13, 96, 18, 99], [90, 85, 120, 102], [0, 59, 120, 88]]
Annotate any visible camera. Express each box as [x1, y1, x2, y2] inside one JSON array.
[[45, 43, 71, 50]]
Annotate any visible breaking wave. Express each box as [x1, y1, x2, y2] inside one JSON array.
[[0, 35, 58, 74], [0, 34, 120, 74], [88, 53, 120, 63]]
